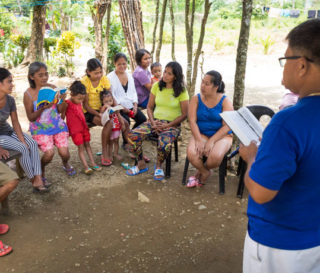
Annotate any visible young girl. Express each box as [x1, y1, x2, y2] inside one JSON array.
[[0, 68, 48, 193], [23, 62, 75, 180], [100, 90, 127, 164], [61, 81, 102, 174], [81, 58, 114, 166]]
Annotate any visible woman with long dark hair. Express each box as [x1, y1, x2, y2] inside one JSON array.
[[186, 70, 233, 187], [126, 61, 189, 181]]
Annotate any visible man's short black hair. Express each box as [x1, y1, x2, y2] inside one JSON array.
[[286, 19, 320, 65]]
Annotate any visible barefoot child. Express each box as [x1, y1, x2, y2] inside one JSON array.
[[151, 62, 162, 84], [100, 90, 127, 164], [23, 62, 75, 180], [61, 81, 101, 175]]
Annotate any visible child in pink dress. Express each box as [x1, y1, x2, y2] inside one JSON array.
[[100, 90, 127, 164]]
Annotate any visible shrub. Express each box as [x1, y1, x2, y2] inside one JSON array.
[[44, 37, 57, 59], [214, 37, 226, 51], [53, 31, 80, 76], [260, 35, 275, 55], [10, 34, 30, 54]]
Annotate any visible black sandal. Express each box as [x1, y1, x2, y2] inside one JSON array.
[[33, 185, 50, 193]]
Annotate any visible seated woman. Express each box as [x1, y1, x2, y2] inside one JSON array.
[[107, 53, 146, 129], [0, 68, 48, 193], [132, 49, 152, 109], [186, 70, 233, 187], [127, 61, 189, 181]]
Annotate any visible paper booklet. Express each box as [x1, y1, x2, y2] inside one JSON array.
[[101, 105, 124, 126], [36, 86, 67, 110], [220, 107, 264, 146]]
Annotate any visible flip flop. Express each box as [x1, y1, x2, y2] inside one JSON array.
[[154, 168, 165, 181], [186, 176, 200, 188], [0, 224, 9, 235], [0, 241, 12, 257], [101, 157, 112, 166], [62, 165, 76, 176], [33, 185, 50, 193], [84, 168, 93, 175], [126, 166, 149, 176], [121, 162, 131, 170], [91, 165, 102, 171], [42, 177, 52, 188]]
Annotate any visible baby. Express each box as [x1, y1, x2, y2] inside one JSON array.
[[151, 62, 162, 84]]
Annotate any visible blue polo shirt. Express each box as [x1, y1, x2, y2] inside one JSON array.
[[248, 96, 320, 250]]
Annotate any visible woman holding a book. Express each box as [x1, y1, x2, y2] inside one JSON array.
[[186, 70, 233, 187]]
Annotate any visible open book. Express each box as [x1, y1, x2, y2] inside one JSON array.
[[220, 107, 264, 146], [36, 87, 67, 110], [101, 105, 124, 126]]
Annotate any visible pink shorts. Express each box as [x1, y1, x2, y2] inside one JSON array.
[[32, 132, 69, 152], [110, 130, 121, 140]]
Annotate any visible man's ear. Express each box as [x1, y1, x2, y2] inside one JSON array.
[[298, 57, 308, 77]]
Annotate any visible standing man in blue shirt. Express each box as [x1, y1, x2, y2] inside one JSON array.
[[239, 19, 320, 273]]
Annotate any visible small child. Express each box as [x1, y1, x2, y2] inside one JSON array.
[[151, 62, 162, 84], [100, 90, 127, 164], [62, 81, 101, 175]]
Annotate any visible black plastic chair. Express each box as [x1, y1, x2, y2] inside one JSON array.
[[181, 153, 229, 194], [236, 105, 275, 198], [149, 135, 178, 178]]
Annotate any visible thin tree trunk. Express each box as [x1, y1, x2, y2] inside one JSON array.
[[91, 0, 108, 62], [233, 0, 253, 110], [169, 0, 176, 61], [22, 1, 47, 65], [119, 0, 145, 71], [185, 0, 196, 92], [151, 0, 160, 61], [190, 0, 212, 96], [102, 0, 112, 72], [155, 0, 168, 62]]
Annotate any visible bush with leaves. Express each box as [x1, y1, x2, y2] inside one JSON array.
[[44, 37, 57, 60], [260, 35, 275, 55], [53, 31, 80, 76], [10, 34, 30, 54], [0, 13, 15, 53]]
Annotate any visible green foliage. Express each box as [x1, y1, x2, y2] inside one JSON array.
[[52, 31, 80, 76], [106, 21, 127, 72], [260, 35, 275, 55], [214, 37, 226, 51], [2, 40, 24, 68], [10, 34, 30, 54], [57, 67, 67, 78], [0, 13, 15, 52], [44, 37, 57, 59]]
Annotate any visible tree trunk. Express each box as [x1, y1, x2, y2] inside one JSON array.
[[190, 0, 212, 96], [155, 0, 168, 62], [233, 0, 253, 110], [185, 0, 196, 92], [91, 0, 108, 62], [102, 0, 112, 72], [169, 0, 176, 61], [151, 0, 160, 62], [22, 2, 47, 66], [118, 0, 145, 71]]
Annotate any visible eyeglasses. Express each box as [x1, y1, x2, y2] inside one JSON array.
[[278, 56, 314, 67]]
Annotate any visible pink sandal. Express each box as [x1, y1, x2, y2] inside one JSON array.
[[186, 176, 203, 188], [0, 241, 12, 257], [0, 224, 9, 235], [101, 157, 112, 166]]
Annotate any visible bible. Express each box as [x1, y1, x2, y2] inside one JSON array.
[[220, 107, 264, 146]]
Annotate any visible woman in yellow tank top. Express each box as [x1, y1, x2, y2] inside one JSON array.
[[81, 58, 116, 166]]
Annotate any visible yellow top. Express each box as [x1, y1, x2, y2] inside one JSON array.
[[81, 75, 111, 111]]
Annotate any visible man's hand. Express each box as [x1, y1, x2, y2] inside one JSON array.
[[239, 141, 258, 163], [0, 147, 9, 160]]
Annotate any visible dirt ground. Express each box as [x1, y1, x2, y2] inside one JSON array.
[[1, 44, 287, 272]]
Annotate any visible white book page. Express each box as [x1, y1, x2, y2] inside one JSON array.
[[220, 111, 260, 146], [238, 107, 264, 138]]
